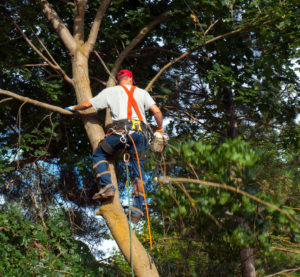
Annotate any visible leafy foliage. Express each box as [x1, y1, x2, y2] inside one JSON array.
[[0, 204, 101, 276], [149, 136, 300, 276]]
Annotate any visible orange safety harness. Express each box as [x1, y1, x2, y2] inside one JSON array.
[[120, 85, 143, 122]]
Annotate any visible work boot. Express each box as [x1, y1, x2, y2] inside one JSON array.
[[92, 185, 115, 201], [126, 206, 144, 224]]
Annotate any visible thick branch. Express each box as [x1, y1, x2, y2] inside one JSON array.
[[159, 176, 298, 223], [37, 0, 76, 53], [145, 26, 246, 91], [85, 0, 112, 54], [108, 13, 168, 83], [73, 0, 87, 43], [0, 89, 95, 116]]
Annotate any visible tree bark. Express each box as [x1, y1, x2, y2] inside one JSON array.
[[240, 248, 256, 277], [222, 88, 256, 277]]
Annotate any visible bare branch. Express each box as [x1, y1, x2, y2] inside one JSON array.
[[108, 13, 168, 84], [93, 51, 117, 83], [57, 0, 75, 5], [22, 64, 49, 67], [0, 89, 95, 116], [1, 8, 73, 84], [0, 97, 13, 104], [32, 29, 73, 84], [8, 155, 57, 169], [31, 191, 47, 231], [184, 0, 205, 35], [73, 0, 88, 43], [90, 76, 107, 86], [37, 0, 77, 53], [130, 47, 181, 57], [145, 26, 246, 91], [159, 176, 298, 223], [265, 268, 300, 277], [85, 0, 112, 54], [1, 8, 55, 66], [204, 18, 220, 35], [36, 265, 75, 276]]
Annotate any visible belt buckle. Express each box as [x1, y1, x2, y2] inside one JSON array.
[[131, 119, 142, 131]]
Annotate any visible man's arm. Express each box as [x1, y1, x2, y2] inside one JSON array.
[[65, 100, 92, 111], [149, 104, 163, 130]]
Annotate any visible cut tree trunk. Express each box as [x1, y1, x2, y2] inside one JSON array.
[[72, 49, 159, 277]]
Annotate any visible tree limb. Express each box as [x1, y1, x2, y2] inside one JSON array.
[[37, 0, 77, 53], [0, 89, 95, 116], [1, 7, 73, 84], [85, 0, 112, 54], [108, 13, 168, 84], [73, 0, 87, 43], [1, 8, 55, 67], [159, 176, 298, 223], [145, 25, 246, 91], [265, 268, 300, 277], [0, 97, 13, 104], [31, 28, 73, 84], [93, 51, 117, 83]]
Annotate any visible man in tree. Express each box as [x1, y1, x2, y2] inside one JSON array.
[[65, 69, 164, 223]]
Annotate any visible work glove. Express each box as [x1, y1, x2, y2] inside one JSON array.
[[150, 129, 169, 153], [154, 129, 169, 142], [64, 106, 76, 112]]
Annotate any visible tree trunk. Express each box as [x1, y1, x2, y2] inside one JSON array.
[[72, 49, 159, 276], [240, 248, 256, 277], [222, 88, 256, 277]]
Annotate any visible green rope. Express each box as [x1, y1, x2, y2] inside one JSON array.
[[125, 159, 134, 277]]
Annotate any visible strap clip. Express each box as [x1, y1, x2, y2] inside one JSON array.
[[131, 119, 142, 131], [123, 152, 130, 163]]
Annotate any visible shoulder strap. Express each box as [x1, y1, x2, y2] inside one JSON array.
[[120, 85, 144, 122]]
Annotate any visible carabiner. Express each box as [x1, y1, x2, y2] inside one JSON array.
[[123, 152, 130, 163], [120, 134, 127, 144]]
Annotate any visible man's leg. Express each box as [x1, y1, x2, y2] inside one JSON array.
[[92, 134, 122, 201], [128, 132, 147, 222]]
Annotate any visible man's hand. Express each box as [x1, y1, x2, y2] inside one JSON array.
[[65, 106, 76, 112], [154, 129, 169, 142]]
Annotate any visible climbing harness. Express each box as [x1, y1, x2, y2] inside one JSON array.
[[93, 84, 156, 250], [123, 153, 134, 277]]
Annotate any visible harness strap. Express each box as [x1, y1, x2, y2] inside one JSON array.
[[93, 160, 109, 170], [120, 85, 144, 122], [130, 206, 144, 216], [96, 171, 111, 178], [100, 140, 116, 155]]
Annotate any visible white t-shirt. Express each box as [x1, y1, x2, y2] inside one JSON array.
[[90, 85, 156, 123]]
